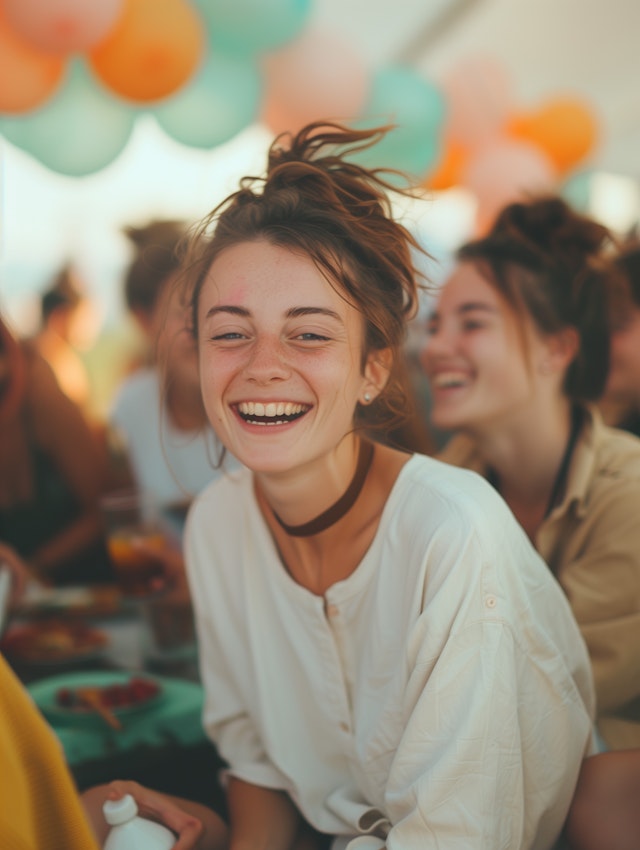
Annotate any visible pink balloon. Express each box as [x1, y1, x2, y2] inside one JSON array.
[[441, 55, 513, 150], [3, 0, 124, 53], [261, 27, 370, 135], [462, 139, 556, 233]]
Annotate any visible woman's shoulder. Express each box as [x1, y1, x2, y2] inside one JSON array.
[[389, 452, 520, 545], [583, 406, 640, 484], [187, 465, 252, 530], [110, 368, 160, 424]]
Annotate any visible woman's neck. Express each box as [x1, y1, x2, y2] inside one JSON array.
[[470, 400, 576, 538], [255, 440, 410, 596]]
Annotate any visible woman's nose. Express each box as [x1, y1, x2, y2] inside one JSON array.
[[245, 336, 290, 382]]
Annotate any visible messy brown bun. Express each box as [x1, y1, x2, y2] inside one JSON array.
[[185, 121, 429, 434], [458, 196, 623, 401]]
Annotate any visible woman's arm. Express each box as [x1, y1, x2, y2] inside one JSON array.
[[26, 353, 108, 580], [558, 479, 640, 715], [226, 776, 302, 850]]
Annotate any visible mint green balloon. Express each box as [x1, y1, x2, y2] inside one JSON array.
[[353, 66, 446, 183], [0, 60, 135, 177], [194, 0, 311, 55], [562, 170, 594, 213], [153, 52, 261, 149]]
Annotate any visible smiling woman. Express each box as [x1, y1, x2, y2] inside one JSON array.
[[422, 196, 640, 753], [85, 124, 597, 850]]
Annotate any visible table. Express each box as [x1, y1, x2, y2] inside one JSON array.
[[2, 586, 227, 810]]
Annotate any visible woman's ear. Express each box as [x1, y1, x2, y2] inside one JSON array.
[[546, 327, 580, 373], [362, 348, 392, 403]]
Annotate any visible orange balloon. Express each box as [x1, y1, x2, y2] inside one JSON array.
[[422, 139, 468, 191], [508, 97, 599, 174], [88, 0, 204, 103], [0, 12, 65, 113]]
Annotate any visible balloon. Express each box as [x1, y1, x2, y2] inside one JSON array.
[[353, 66, 445, 182], [562, 169, 594, 213], [2, 0, 124, 54], [88, 0, 204, 103], [195, 0, 311, 55], [441, 55, 513, 150], [261, 27, 369, 136], [422, 139, 468, 191], [462, 139, 556, 233], [0, 61, 135, 176], [508, 97, 599, 174], [153, 51, 261, 148], [0, 12, 65, 113]]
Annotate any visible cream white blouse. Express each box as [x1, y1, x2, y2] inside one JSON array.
[[185, 455, 595, 850]]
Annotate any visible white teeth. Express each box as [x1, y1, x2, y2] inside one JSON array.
[[433, 372, 468, 388], [237, 401, 308, 419]]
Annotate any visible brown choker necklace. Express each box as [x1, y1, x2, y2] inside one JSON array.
[[272, 439, 375, 537]]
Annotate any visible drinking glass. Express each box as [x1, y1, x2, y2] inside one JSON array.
[[101, 490, 169, 598]]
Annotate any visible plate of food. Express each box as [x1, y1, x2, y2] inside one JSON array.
[[0, 619, 109, 665], [15, 583, 123, 620], [30, 671, 164, 728]]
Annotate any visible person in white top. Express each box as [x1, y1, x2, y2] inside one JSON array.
[[180, 122, 597, 850], [109, 220, 233, 520], [82, 125, 626, 849]]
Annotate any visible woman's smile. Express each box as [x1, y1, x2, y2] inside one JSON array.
[[234, 400, 311, 426]]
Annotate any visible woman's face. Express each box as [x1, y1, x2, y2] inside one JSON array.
[[420, 262, 545, 433], [606, 306, 640, 405], [196, 239, 384, 474]]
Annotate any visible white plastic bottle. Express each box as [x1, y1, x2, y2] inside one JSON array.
[[103, 794, 175, 850]]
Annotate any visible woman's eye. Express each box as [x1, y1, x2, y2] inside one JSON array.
[[462, 320, 485, 331], [296, 332, 330, 341], [210, 331, 245, 340]]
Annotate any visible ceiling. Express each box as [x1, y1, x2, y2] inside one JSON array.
[[312, 0, 640, 180]]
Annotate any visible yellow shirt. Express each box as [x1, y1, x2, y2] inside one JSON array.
[[0, 653, 99, 850], [438, 405, 640, 750]]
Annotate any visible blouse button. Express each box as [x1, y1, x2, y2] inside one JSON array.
[[485, 595, 497, 609], [339, 721, 350, 733], [326, 604, 339, 618]]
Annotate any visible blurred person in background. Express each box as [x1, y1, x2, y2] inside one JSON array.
[[599, 241, 640, 437], [421, 196, 640, 751], [108, 221, 234, 526], [32, 262, 99, 413], [0, 311, 113, 586]]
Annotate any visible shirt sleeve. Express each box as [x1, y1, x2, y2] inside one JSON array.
[[559, 478, 640, 713], [184, 499, 292, 793], [384, 618, 593, 850]]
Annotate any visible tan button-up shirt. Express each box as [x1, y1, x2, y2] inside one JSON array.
[[439, 405, 640, 749]]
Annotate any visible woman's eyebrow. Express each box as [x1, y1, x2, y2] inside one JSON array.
[[204, 305, 250, 319], [457, 302, 498, 315], [286, 306, 343, 322]]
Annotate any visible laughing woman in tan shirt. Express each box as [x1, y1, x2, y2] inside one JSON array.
[[421, 196, 640, 751]]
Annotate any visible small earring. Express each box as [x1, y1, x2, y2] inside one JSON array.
[[363, 392, 372, 403]]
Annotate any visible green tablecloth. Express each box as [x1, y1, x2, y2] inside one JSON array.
[[28, 670, 206, 766]]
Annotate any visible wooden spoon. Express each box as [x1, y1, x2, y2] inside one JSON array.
[[77, 687, 122, 731]]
